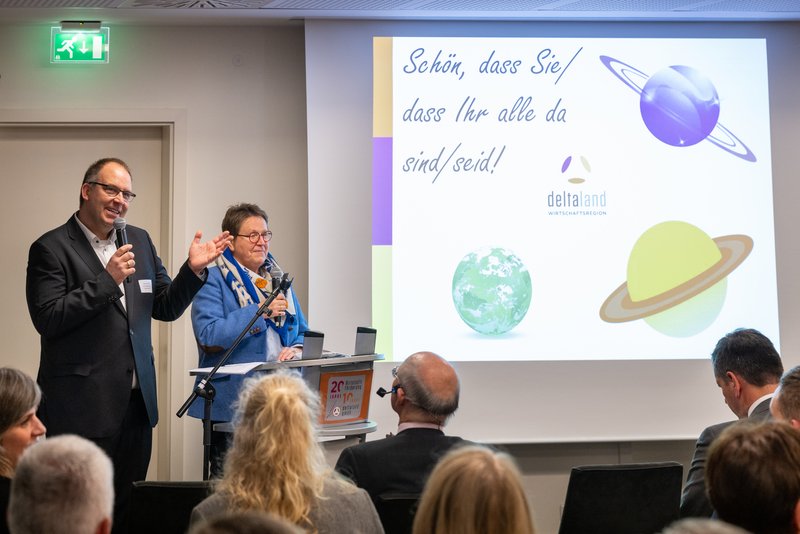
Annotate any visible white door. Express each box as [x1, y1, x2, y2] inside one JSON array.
[[0, 124, 167, 478]]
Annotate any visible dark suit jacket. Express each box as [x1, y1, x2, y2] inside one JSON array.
[[335, 427, 468, 501], [26, 216, 203, 438], [679, 397, 772, 518]]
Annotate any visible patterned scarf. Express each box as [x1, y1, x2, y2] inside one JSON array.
[[215, 249, 296, 318]]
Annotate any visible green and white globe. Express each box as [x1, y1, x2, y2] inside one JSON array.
[[452, 247, 532, 335]]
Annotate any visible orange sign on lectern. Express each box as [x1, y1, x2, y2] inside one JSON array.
[[319, 369, 373, 425]]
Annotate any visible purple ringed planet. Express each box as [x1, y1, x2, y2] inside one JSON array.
[[599, 234, 753, 323], [599, 55, 756, 162]]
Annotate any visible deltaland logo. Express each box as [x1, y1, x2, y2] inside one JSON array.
[[548, 155, 607, 216], [547, 189, 607, 216]]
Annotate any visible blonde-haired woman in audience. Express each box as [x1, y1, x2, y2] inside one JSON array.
[[413, 445, 536, 534], [190, 370, 383, 534], [0, 367, 47, 534]]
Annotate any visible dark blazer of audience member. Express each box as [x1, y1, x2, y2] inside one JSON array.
[[770, 365, 800, 428], [8, 435, 114, 534], [190, 371, 383, 534], [706, 421, 800, 534], [412, 445, 536, 534], [335, 351, 468, 503], [681, 328, 783, 518], [0, 368, 46, 534]]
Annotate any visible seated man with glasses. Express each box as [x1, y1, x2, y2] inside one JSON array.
[[335, 352, 469, 521], [188, 202, 308, 477]]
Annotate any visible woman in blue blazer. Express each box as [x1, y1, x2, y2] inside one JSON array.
[[189, 203, 308, 475]]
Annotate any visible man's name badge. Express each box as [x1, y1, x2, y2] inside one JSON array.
[[139, 279, 153, 293]]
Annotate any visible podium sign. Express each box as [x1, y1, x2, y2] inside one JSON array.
[[319, 369, 373, 425]]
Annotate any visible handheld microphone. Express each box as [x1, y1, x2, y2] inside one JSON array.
[[276, 274, 294, 326], [113, 217, 131, 284], [268, 259, 283, 294], [268, 273, 293, 326], [113, 217, 128, 248]]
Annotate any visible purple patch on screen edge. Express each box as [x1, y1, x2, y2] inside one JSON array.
[[372, 137, 392, 246]]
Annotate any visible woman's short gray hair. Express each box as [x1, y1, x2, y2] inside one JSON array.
[[0, 368, 41, 476]]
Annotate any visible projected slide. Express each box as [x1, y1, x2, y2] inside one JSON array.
[[372, 37, 778, 361]]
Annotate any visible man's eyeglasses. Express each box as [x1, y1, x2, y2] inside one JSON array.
[[236, 231, 273, 243], [86, 181, 136, 202]]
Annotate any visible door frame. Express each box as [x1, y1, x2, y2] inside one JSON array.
[[0, 107, 190, 480]]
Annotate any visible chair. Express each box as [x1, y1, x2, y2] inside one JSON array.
[[374, 493, 420, 534], [558, 461, 683, 534], [129, 480, 213, 533]]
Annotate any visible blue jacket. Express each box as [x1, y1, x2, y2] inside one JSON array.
[[188, 265, 307, 421]]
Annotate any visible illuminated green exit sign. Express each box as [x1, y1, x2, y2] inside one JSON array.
[[50, 27, 110, 64]]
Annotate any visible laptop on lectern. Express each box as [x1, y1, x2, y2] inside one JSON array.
[[354, 326, 377, 355], [300, 330, 324, 360]]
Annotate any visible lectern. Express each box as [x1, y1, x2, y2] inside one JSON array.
[[191, 353, 383, 441]]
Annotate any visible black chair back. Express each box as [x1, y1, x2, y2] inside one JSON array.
[[558, 461, 683, 534], [129, 480, 213, 534], [374, 493, 420, 534]]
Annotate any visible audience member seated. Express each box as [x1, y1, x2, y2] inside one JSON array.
[[188, 511, 303, 534], [189, 371, 383, 534], [412, 445, 536, 534], [706, 421, 800, 534], [336, 351, 468, 506], [770, 364, 800, 427], [661, 518, 751, 534], [0, 368, 46, 534], [681, 328, 783, 518], [8, 434, 114, 534]]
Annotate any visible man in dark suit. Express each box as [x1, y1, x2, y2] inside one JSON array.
[[25, 157, 231, 534], [680, 328, 783, 518], [335, 351, 468, 504]]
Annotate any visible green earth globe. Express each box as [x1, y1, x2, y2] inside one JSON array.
[[452, 247, 532, 335]]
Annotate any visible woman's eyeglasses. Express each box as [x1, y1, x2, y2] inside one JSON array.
[[236, 231, 273, 243]]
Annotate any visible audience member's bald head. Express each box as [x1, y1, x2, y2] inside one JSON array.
[[772, 365, 800, 427], [394, 352, 460, 425]]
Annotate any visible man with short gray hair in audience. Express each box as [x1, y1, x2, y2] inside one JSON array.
[[770, 364, 800, 427], [335, 351, 469, 504], [680, 328, 783, 518], [8, 434, 114, 534]]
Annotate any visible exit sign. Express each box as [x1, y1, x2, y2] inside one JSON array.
[[50, 27, 110, 64]]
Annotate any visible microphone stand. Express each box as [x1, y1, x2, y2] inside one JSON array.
[[176, 283, 285, 481]]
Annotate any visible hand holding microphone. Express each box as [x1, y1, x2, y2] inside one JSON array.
[[264, 293, 289, 319], [266, 267, 292, 326], [110, 218, 135, 284]]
